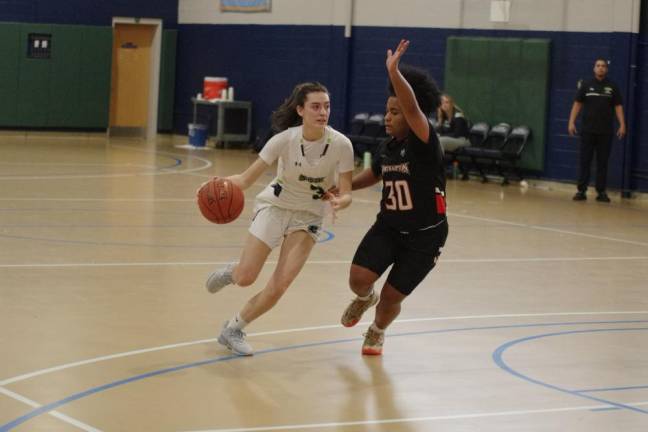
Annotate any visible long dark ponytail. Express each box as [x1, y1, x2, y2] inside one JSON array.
[[271, 82, 329, 132]]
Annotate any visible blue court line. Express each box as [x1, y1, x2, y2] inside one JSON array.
[[493, 327, 648, 415], [2, 319, 647, 431], [160, 157, 182, 169], [0, 337, 359, 431], [575, 385, 648, 393], [134, 155, 182, 170], [590, 407, 623, 412], [578, 384, 648, 412]]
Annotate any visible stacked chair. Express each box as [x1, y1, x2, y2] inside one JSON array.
[[347, 113, 388, 160], [454, 122, 531, 185]]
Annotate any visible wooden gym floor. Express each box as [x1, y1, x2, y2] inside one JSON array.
[[1, 131, 647, 431]]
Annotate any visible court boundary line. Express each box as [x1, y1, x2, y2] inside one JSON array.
[[3, 313, 648, 386], [2, 320, 648, 432], [181, 401, 648, 432], [2, 154, 646, 429], [0, 387, 100, 432], [2, 196, 648, 249], [493, 327, 648, 415], [450, 213, 648, 247], [0, 145, 211, 181]]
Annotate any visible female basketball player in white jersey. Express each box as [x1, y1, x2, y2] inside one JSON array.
[[205, 82, 354, 356]]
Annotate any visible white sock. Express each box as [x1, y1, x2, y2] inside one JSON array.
[[357, 290, 374, 301], [227, 313, 248, 330], [370, 322, 385, 334], [225, 262, 236, 284]]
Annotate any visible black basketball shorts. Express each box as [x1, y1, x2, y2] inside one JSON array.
[[352, 220, 448, 295]]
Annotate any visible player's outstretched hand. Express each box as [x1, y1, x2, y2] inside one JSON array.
[[386, 39, 409, 74]]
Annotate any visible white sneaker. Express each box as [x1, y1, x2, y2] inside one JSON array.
[[218, 321, 253, 356], [206, 263, 235, 293]]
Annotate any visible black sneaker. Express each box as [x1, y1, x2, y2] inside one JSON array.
[[596, 193, 611, 203], [572, 191, 587, 201]]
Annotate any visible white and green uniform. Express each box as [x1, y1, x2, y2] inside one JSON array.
[[251, 125, 354, 248]]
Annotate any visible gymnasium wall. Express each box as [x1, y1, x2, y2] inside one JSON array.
[[0, 0, 178, 131], [177, 0, 645, 191], [175, 1, 352, 139], [635, 0, 648, 191], [353, 0, 637, 32], [159, 31, 179, 132], [0, 0, 646, 191], [0, 0, 178, 27], [0, 23, 112, 129], [0, 22, 177, 131]]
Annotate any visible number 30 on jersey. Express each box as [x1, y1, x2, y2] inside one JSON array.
[[384, 180, 413, 210]]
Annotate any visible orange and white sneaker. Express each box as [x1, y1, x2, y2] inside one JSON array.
[[362, 325, 384, 356], [341, 291, 379, 327]]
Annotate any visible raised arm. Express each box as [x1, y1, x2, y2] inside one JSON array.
[[386, 39, 430, 143]]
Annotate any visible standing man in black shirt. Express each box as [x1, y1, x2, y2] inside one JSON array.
[[568, 58, 626, 202], [338, 39, 447, 355]]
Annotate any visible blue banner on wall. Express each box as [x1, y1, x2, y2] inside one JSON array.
[[221, 0, 271, 12]]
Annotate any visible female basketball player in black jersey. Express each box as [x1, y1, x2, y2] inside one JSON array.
[[340, 39, 448, 355]]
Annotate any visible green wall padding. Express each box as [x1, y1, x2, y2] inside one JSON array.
[[444, 37, 551, 171], [18, 24, 53, 127], [0, 23, 21, 125], [158, 29, 177, 131], [78, 26, 112, 128], [518, 40, 551, 170], [0, 22, 111, 129], [0, 22, 175, 131], [48, 25, 82, 127]]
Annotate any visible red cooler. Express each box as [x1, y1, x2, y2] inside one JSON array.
[[204, 77, 228, 100]]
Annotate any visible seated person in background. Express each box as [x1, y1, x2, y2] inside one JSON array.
[[436, 94, 469, 152]]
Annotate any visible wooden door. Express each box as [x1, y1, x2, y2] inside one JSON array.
[[110, 24, 155, 129]]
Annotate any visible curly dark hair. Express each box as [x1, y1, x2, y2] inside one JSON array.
[[388, 64, 441, 116], [271, 82, 329, 132]]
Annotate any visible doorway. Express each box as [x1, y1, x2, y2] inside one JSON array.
[[109, 18, 162, 140]]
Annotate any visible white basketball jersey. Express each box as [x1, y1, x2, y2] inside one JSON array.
[[257, 125, 354, 216]]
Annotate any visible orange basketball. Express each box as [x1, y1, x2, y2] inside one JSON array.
[[197, 178, 244, 224]]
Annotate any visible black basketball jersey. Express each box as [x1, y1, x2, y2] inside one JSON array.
[[371, 123, 447, 233]]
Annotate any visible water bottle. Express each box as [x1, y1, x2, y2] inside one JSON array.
[[363, 151, 372, 170]]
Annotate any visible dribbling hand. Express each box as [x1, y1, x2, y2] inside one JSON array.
[[196, 176, 220, 197]]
